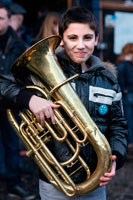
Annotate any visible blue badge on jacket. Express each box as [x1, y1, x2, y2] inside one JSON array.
[[99, 105, 108, 115]]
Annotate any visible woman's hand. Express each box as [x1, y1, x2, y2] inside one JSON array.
[[99, 155, 116, 186], [29, 95, 60, 126]]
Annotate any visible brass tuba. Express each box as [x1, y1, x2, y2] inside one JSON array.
[[7, 35, 112, 197]]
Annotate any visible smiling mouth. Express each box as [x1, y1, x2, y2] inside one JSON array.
[[75, 52, 86, 57]]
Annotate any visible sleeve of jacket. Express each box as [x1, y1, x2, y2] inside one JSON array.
[[0, 74, 33, 109], [108, 83, 128, 169]]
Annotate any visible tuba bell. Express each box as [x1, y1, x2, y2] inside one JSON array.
[[7, 35, 112, 197]]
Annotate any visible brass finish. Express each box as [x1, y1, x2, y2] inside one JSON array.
[[7, 35, 112, 197]]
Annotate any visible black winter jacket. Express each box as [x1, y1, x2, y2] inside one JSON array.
[[0, 49, 128, 183], [56, 50, 128, 170], [0, 26, 27, 75]]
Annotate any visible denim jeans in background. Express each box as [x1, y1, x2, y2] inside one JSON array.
[[0, 108, 21, 187], [123, 93, 133, 144], [39, 179, 106, 200]]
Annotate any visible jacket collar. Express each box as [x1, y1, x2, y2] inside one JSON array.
[[56, 48, 105, 75]]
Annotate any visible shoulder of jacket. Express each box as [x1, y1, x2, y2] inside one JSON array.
[[8, 26, 18, 39], [99, 61, 118, 84], [8, 27, 26, 44], [103, 61, 118, 78]]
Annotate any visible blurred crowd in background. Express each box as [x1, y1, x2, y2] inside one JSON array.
[[0, 1, 61, 200], [0, 0, 133, 199]]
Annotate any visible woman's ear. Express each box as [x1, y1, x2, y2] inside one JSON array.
[[60, 40, 64, 46], [95, 34, 99, 46]]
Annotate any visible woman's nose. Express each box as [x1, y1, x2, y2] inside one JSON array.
[[77, 39, 85, 48]]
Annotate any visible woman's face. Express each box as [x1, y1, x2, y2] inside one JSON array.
[[61, 23, 98, 64], [0, 8, 10, 35]]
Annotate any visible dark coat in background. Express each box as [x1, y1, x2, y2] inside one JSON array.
[[118, 60, 133, 144], [0, 26, 26, 75]]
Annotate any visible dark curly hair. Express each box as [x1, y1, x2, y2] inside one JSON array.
[[59, 6, 99, 37]]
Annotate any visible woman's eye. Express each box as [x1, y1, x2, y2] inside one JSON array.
[[84, 36, 93, 40], [68, 36, 77, 40]]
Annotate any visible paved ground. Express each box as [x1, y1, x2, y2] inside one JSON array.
[[107, 146, 133, 200], [0, 147, 133, 200]]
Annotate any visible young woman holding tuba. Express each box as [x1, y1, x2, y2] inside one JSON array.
[[0, 6, 128, 200]]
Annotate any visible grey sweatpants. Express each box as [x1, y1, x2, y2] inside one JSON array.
[[39, 179, 106, 200]]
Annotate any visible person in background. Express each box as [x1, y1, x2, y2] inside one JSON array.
[[116, 43, 133, 145], [0, 3, 35, 199], [0, 6, 128, 200], [9, 2, 33, 47], [32, 5, 49, 38], [31, 11, 59, 45]]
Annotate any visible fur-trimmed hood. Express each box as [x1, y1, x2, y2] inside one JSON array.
[[56, 47, 118, 79], [103, 61, 118, 79]]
